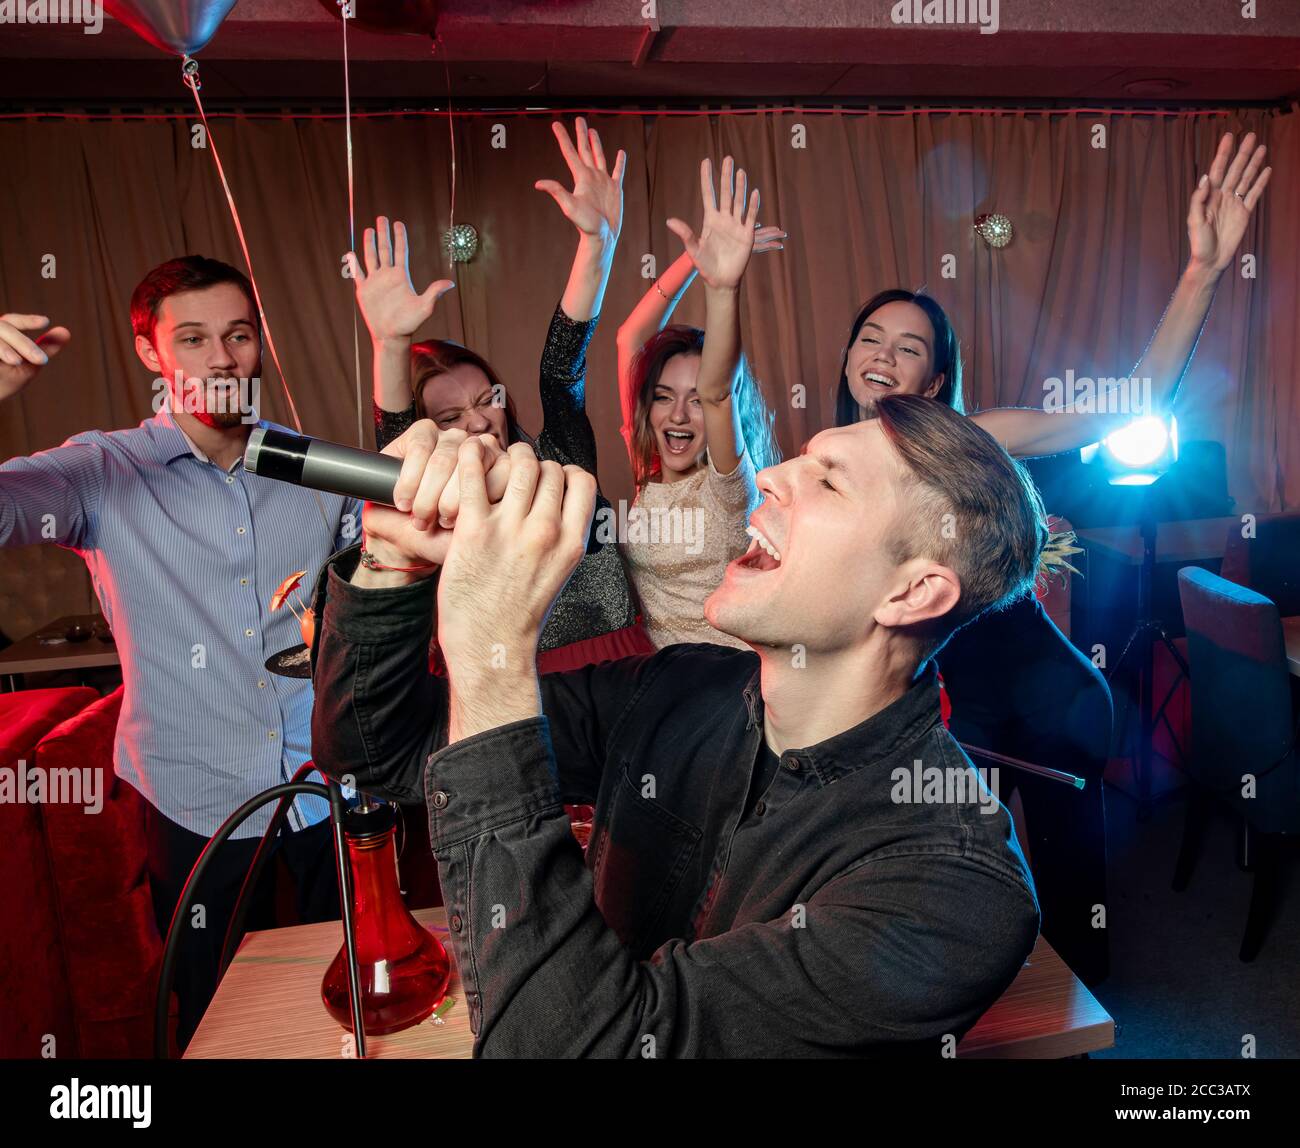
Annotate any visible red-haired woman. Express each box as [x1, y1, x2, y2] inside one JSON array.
[[611, 163, 785, 650]]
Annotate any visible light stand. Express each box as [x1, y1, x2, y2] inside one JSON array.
[[1104, 480, 1189, 822]]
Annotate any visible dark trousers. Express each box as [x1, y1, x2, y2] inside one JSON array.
[[145, 801, 340, 1050], [937, 595, 1113, 986]]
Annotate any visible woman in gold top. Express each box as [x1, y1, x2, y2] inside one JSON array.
[[612, 157, 783, 649]]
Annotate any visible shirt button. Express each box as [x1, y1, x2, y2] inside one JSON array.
[[785, 756, 802, 772], [236, 526, 246, 535], [226, 475, 235, 484], [449, 913, 463, 932], [257, 679, 267, 689], [245, 628, 255, 637], [240, 578, 249, 586], [268, 730, 277, 740], [754, 800, 767, 816], [430, 790, 449, 809]]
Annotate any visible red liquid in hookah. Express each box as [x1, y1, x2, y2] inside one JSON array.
[[321, 820, 450, 1036]]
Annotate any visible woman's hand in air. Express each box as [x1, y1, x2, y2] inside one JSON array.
[[1187, 132, 1270, 279], [536, 117, 627, 251], [668, 156, 761, 292], [347, 216, 455, 345]]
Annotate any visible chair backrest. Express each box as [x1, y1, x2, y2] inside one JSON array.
[[1177, 567, 1293, 789], [1220, 512, 1300, 618]]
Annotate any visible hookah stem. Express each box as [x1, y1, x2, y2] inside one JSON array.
[[329, 779, 367, 1057]]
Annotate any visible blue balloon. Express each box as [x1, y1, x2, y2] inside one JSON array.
[[104, 0, 238, 56]]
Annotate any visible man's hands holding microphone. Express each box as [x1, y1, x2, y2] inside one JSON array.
[[355, 420, 512, 584], [355, 419, 597, 740]]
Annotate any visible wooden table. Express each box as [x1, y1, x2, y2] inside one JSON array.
[[186, 907, 473, 1059], [956, 934, 1114, 1058], [0, 613, 120, 690], [186, 909, 1112, 1059], [1283, 617, 1300, 678]]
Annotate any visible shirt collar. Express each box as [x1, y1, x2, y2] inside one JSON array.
[[148, 406, 268, 473], [742, 659, 943, 786]]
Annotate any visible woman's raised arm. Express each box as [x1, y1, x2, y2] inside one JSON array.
[[616, 234, 783, 457], [532, 118, 627, 470], [665, 156, 762, 477], [973, 131, 1271, 458], [346, 216, 455, 446], [536, 117, 626, 325]]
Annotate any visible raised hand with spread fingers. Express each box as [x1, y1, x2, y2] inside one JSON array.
[[536, 116, 628, 321], [347, 216, 456, 422], [667, 156, 761, 293], [1187, 131, 1271, 277]]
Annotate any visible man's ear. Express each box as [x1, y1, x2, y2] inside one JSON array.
[[923, 372, 946, 400], [134, 334, 161, 375], [873, 561, 961, 630]]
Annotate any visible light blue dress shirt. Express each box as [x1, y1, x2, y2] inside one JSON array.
[[0, 408, 363, 838]]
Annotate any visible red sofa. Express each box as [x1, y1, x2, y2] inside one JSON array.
[[0, 686, 162, 1058], [0, 686, 97, 1058]]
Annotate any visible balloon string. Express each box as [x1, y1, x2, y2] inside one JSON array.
[[341, 5, 364, 447], [435, 38, 456, 266], [182, 58, 333, 537]]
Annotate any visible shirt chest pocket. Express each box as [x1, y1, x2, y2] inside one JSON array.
[[591, 763, 703, 958]]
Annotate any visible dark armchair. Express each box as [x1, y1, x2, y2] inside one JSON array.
[[1174, 567, 1299, 961]]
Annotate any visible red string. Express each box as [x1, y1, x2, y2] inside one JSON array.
[[182, 58, 332, 533]]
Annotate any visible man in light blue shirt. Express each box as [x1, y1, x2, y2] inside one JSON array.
[[0, 257, 361, 1047]]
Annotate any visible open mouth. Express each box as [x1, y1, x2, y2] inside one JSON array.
[[661, 428, 696, 456], [736, 523, 782, 573], [861, 370, 899, 390]]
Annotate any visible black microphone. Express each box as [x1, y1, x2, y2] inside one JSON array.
[[244, 427, 402, 504], [243, 427, 603, 553]]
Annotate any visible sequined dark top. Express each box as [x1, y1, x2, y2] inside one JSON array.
[[374, 304, 638, 651]]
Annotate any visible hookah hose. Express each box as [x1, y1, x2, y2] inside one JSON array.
[[217, 763, 318, 981], [154, 769, 367, 1058]]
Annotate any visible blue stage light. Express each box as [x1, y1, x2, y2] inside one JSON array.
[[1081, 416, 1179, 486]]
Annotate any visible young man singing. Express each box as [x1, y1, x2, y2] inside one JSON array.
[[307, 393, 1046, 1057]]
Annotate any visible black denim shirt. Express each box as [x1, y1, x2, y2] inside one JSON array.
[[309, 546, 1040, 1058]]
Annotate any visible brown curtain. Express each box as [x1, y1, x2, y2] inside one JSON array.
[[2, 105, 1297, 635]]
